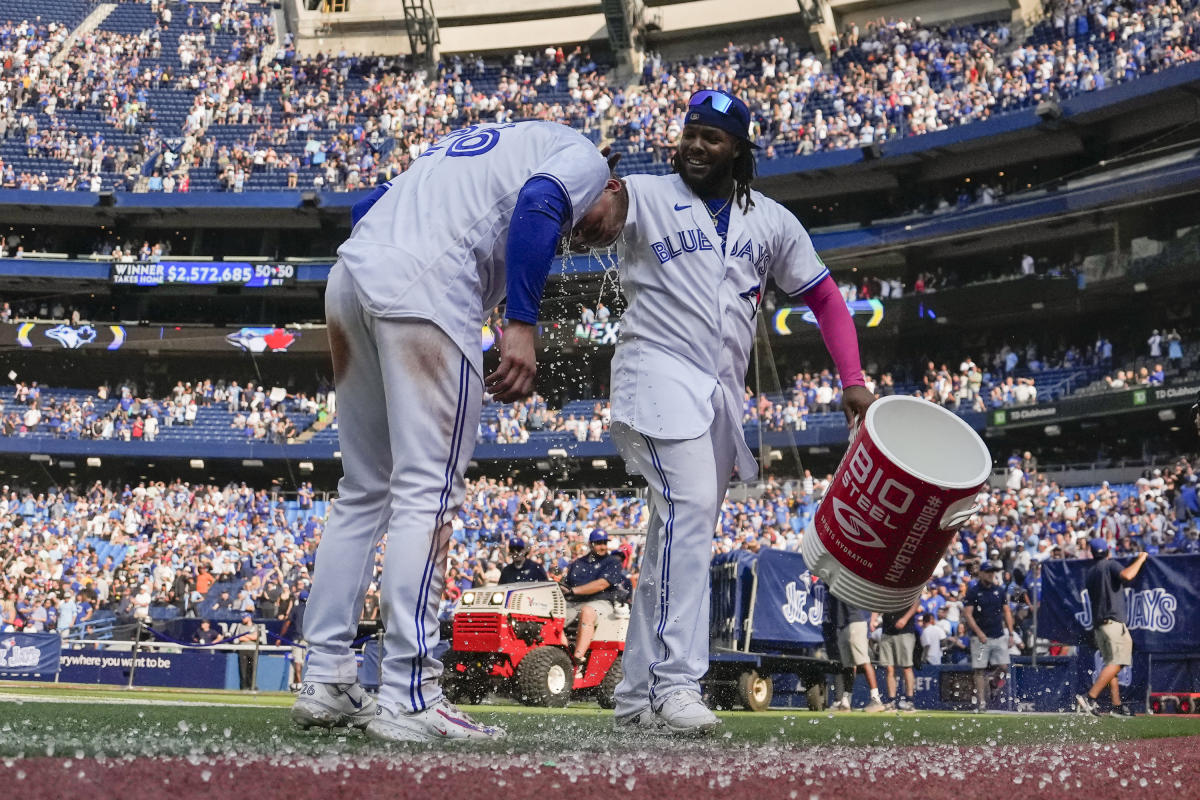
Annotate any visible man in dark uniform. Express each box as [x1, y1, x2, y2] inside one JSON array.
[[963, 560, 1014, 712], [1076, 537, 1148, 717], [561, 529, 627, 675], [498, 537, 547, 584], [879, 598, 920, 711]]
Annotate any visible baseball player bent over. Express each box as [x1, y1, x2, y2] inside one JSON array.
[[291, 121, 624, 742], [577, 90, 875, 733]]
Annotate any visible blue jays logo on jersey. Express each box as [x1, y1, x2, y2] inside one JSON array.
[[739, 283, 763, 315]]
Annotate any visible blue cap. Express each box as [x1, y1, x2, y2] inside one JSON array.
[[1090, 537, 1110, 556], [510, 537, 526, 551], [685, 89, 759, 148], [589, 529, 608, 543]]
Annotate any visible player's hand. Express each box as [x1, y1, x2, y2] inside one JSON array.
[[486, 320, 537, 402], [841, 385, 876, 431]]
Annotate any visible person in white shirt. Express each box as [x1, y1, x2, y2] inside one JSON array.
[[920, 613, 946, 665]]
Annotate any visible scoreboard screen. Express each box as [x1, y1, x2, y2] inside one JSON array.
[[110, 261, 297, 287]]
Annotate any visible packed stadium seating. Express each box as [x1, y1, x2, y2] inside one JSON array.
[[3, 0, 1200, 191], [5, 461, 1197, 657]]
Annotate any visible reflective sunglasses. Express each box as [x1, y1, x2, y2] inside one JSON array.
[[688, 89, 735, 114]]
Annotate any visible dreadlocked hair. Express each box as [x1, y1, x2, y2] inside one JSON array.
[[732, 142, 756, 212]]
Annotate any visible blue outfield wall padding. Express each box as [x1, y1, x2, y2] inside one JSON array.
[[0, 436, 338, 460], [224, 652, 290, 691], [113, 191, 305, 208], [0, 189, 100, 207], [56, 646, 231, 688], [757, 145, 863, 178]]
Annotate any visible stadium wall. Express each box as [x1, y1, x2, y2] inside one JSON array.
[[287, 0, 609, 56], [827, 0, 1033, 27]]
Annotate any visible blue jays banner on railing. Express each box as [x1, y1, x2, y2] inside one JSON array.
[[748, 549, 825, 650], [1040, 554, 1200, 653], [0, 633, 62, 677]]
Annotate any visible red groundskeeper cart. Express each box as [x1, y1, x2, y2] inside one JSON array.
[[441, 581, 626, 707]]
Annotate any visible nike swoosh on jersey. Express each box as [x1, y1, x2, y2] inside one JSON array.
[[674, 203, 691, 211]]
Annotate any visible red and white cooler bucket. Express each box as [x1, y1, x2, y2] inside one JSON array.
[[801, 395, 992, 612]]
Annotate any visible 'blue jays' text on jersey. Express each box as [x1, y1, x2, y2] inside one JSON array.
[[611, 173, 828, 479]]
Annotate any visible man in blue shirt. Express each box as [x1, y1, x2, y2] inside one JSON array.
[[963, 560, 1014, 712], [561, 530, 627, 676], [1076, 537, 1148, 717], [498, 538, 547, 584]]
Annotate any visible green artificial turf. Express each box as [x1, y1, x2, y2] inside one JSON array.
[[1, 685, 1197, 759]]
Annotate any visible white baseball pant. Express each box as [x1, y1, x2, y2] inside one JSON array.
[[303, 261, 481, 713], [611, 418, 735, 717]]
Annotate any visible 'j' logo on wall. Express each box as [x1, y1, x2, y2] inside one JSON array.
[[0, 638, 42, 668], [781, 572, 823, 626]]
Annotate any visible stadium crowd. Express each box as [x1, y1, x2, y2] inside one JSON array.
[[1, 312, 1193, 444], [2, 454, 1197, 669], [1, 378, 330, 443], [2, 1, 1200, 191]]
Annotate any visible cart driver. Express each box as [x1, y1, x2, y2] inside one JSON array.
[[561, 529, 628, 676]]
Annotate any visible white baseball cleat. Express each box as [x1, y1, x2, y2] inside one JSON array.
[[366, 697, 506, 742], [613, 706, 669, 735], [833, 695, 852, 712], [653, 690, 722, 735], [291, 681, 377, 730]]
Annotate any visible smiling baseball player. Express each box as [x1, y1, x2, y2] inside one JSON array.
[[579, 90, 876, 733], [292, 121, 623, 742]]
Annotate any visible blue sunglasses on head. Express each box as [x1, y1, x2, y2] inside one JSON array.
[[688, 89, 735, 114]]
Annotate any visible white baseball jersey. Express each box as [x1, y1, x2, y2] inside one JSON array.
[[339, 121, 610, 376], [611, 173, 829, 480]]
